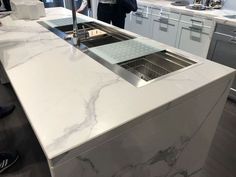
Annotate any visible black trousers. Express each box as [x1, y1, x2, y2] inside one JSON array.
[[1, 0, 11, 11], [97, 3, 126, 29]]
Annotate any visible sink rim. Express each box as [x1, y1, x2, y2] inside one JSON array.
[[38, 20, 134, 51], [85, 49, 201, 87], [38, 20, 201, 87]]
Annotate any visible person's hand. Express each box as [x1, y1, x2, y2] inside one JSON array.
[[76, 0, 87, 13], [76, 9, 82, 13]]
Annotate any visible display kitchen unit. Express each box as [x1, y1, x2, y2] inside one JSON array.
[[0, 2, 235, 177], [126, 0, 236, 101]]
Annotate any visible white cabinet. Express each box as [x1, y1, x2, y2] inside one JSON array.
[[151, 7, 180, 47], [176, 14, 213, 58], [125, 3, 215, 58], [124, 5, 152, 38], [125, 13, 133, 31]]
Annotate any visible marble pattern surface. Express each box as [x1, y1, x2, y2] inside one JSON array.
[[51, 75, 233, 177], [0, 7, 235, 167]]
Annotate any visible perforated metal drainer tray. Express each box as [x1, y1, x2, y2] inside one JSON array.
[[121, 58, 169, 81], [119, 50, 197, 82], [88, 39, 164, 64]]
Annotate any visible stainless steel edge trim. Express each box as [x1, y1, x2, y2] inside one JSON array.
[[38, 21, 201, 88]]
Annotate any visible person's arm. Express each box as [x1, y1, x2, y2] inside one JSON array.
[[76, 0, 88, 13]]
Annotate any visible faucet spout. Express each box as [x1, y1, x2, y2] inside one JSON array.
[[71, 0, 79, 45]]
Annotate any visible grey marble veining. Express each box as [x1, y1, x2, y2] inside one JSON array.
[[46, 78, 121, 153], [0, 21, 68, 69], [1, 8, 235, 176]]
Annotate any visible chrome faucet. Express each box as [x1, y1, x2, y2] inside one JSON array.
[[71, 0, 79, 45]]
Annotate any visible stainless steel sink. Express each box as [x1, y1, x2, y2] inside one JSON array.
[[55, 22, 92, 33], [38, 21, 134, 50], [224, 15, 236, 19], [84, 49, 199, 87], [80, 35, 125, 48], [118, 51, 196, 82], [39, 20, 199, 87]]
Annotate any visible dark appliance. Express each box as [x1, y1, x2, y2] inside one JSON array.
[[207, 23, 236, 101]]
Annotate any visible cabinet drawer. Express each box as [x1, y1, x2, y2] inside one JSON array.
[[136, 4, 150, 16], [125, 4, 152, 38], [176, 22, 211, 57], [184, 22, 211, 34], [130, 16, 151, 37], [151, 7, 180, 20], [152, 15, 178, 27], [179, 18, 212, 34], [152, 17, 179, 46], [151, 6, 161, 15], [180, 14, 213, 28]]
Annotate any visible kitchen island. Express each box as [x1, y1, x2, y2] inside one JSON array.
[[0, 7, 235, 177]]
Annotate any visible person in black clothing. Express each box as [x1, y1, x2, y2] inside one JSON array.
[[0, 105, 15, 119], [0, 151, 19, 174], [76, 0, 88, 15], [0, 0, 11, 11], [97, 0, 126, 29], [0, 105, 19, 174]]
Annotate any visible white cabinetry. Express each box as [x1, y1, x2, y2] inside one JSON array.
[[151, 7, 180, 47], [125, 13, 133, 31], [125, 3, 214, 58], [124, 5, 152, 38], [176, 14, 213, 58]]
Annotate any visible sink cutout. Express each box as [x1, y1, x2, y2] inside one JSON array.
[[39, 20, 199, 87], [38, 20, 135, 50], [118, 51, 197, 82]]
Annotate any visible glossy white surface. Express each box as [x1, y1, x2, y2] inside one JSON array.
[[52, 76, 233, 177], [137, 0, 236, 26], [138, 0, 234, 16], [0, 7, 235, 163]]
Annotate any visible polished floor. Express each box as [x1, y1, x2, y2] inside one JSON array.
[[0, 83, 236, 177]]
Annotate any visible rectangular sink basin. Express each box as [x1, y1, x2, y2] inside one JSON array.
[[224, 15, 236, 19], [39, 21, 135, 50], [118, 50, 197, 82], [85, 49, 199, 87], [55, 23, 93, 34], [80, 35, 124, 48], [39, 19, 199, 87]]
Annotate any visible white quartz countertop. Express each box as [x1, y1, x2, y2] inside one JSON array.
[[0, 7, 235, 161], [137, 0, 236, 26]]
